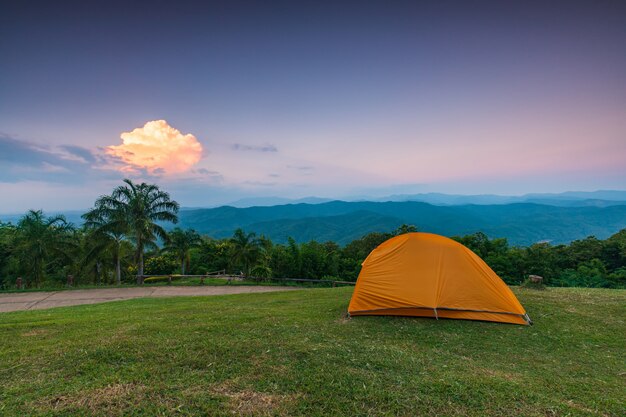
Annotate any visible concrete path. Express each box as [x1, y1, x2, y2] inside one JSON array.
[[0, 286, 299, 313]]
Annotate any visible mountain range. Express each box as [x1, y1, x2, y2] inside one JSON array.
[[177, 200, 626, 246], [2, 191, 626, 246], [226, 190, 626, 208]]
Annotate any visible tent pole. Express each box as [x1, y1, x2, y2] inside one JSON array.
[[434, 308, 439, 320]]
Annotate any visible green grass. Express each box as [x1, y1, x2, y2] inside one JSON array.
[[0, 287, 624, 416]]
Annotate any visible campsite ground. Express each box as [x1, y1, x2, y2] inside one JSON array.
[[0, 286, 624, 416], [0, 285, 299, 312]]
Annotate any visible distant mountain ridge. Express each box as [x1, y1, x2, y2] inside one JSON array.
[[227, 196, 333, 208], [225, 190, 626, 208], [374, 190, 626, 207], [177, 200, 626, 246]]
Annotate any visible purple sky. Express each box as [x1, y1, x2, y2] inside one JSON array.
[[1, 0, 625, 212]]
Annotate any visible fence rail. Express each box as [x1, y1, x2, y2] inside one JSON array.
[[246, 276, 355, 287], [137, 273, 355, 287]]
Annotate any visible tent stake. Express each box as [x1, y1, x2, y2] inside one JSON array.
[[434, 308, 439, 320], [524, 313, 533, 325]]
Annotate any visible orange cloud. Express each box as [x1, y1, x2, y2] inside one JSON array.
[[107, 120, 203, 174]]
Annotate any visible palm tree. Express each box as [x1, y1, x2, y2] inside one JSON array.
[[250, 235, 273, 279], [163, 228, 202, 275], [78, 228, 108, 285], [82, 206, 128, 285], [229, 228, 261, 276], [88, 179, 179, 284], [13, 210, 75, 287]]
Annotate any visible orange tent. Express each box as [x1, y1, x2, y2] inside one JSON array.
[[348, 233, 531, 325]]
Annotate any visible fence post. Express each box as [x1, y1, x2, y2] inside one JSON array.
[[16, 277, 22, 290], [67, 274, 74, 287], [168, 275, 172, 285]]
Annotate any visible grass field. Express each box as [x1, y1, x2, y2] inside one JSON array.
[[0, 286, 624, 416]]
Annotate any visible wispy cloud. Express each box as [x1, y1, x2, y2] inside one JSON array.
[[0, 134, 116, 183], [58, 144, 98, 164], [0, 134, 55, 165], [231, 143, 278, 152], [190, 168, 223, 182], [286, 165, 315, 176], [288, 165, 314, 171], [242, 180, 277, 186]]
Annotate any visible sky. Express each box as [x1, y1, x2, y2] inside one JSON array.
[[1, 0, 625, 213]]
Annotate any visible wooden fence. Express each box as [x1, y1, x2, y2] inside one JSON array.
[[137, 272, 355, 287]]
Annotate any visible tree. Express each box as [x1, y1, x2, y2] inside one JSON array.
[[0, 222, 16, 288], [163, 228, 202, 274], [298, 241, 340, 279], [394, 224, 418, 235], [79, 228, 112, 285], [13, 210, 75, 287], [453, 232, 492, 259], [89, 179, 179, 284], [194, 238, 231, 274], [341, 231, 393, 280], [524, 242, 558, 284], [229, 228, 261, 276], [566, 237, 603, 266], [82, 204, 129, 285]]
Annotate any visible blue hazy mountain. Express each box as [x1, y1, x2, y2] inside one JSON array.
[[3, 191, 625, 246], [0, 210, 85, 226], [177, 200, 626, 246]]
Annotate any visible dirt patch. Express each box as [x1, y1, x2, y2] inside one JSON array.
[[336, 310, 352, 324], [563, 399, 609, 416], [0, 285, 300, 312], [38, 383, 147, 415], [211, 381, 297, 416], [21, 329, 48, 337], [459, 356, 523, 382]]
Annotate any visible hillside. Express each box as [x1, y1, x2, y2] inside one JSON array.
[[177, 201, 626, 245], [1, 287, 624, 416]]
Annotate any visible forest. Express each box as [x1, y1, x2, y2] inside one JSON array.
[[1, 180, 625, 290]]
